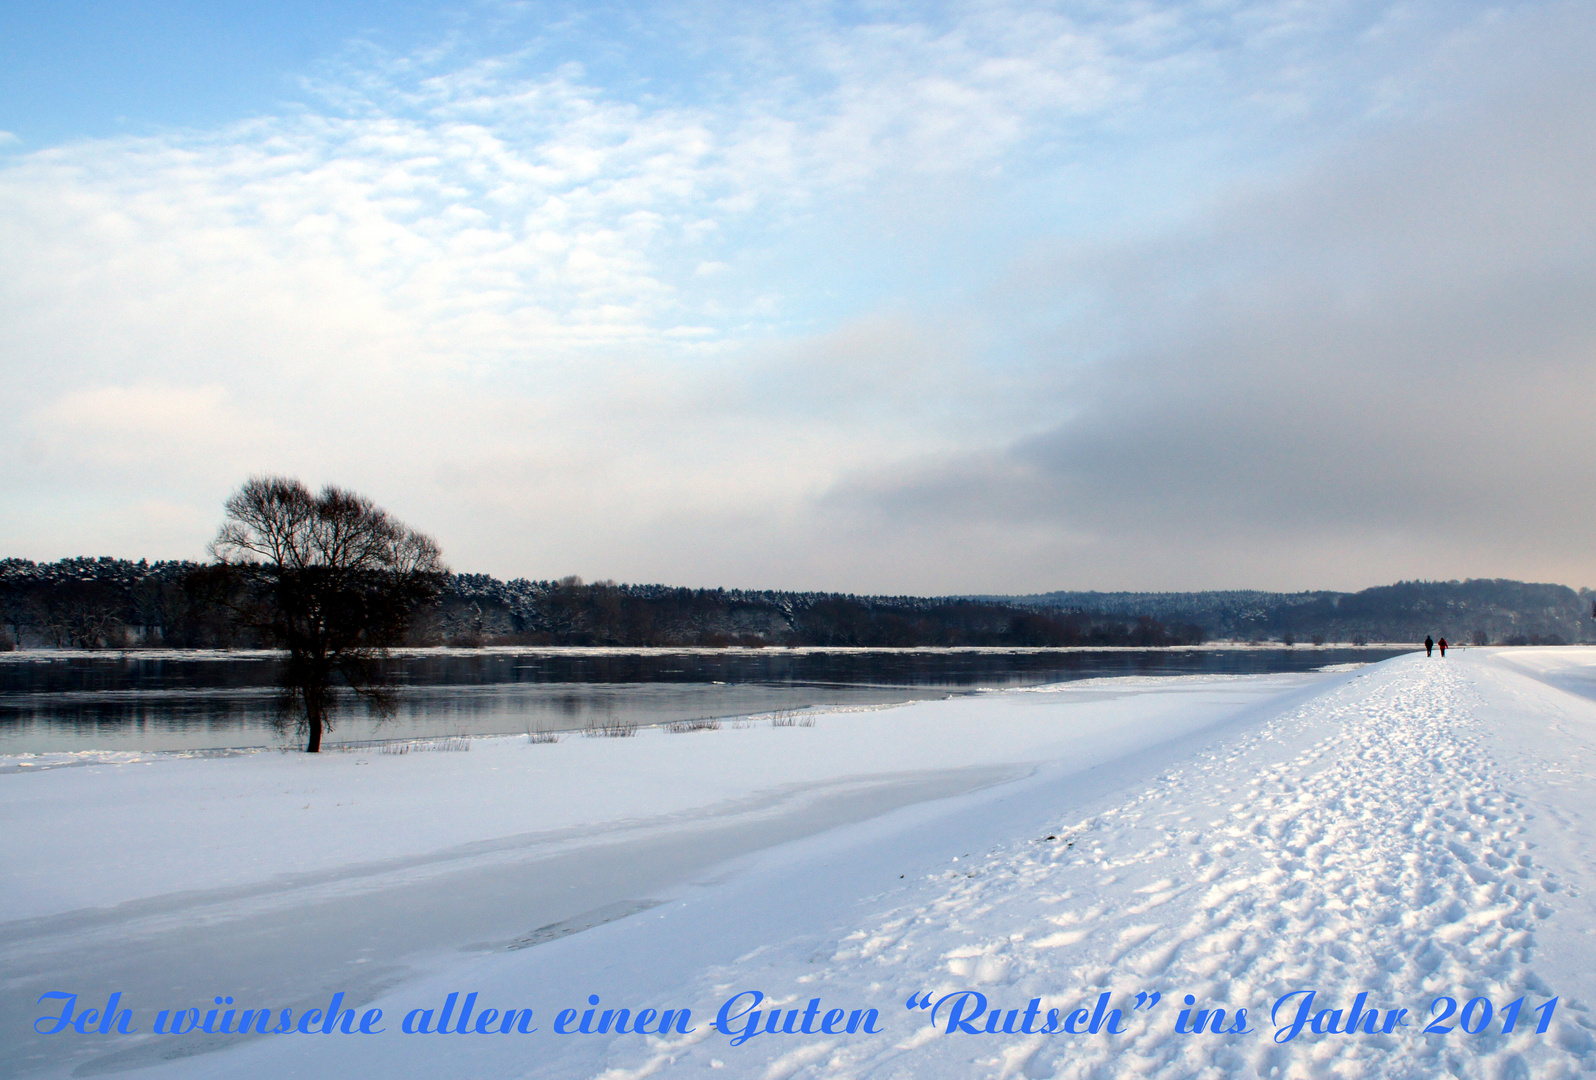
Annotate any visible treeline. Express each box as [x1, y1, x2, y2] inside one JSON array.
[[1003, 579, 1596, 646], [7, 558, 1589, 651], [0, 559, 1205, 650], [0, 558, 237, 650]]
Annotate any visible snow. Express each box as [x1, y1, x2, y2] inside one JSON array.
[[5, 649, 1595, 1079]]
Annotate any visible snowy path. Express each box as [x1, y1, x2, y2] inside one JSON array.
[[9, 651, 1596, 1080], [525, 653, 1596, 1080], [756, 654, 1596, 1079]]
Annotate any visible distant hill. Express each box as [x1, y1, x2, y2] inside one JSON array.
[[991, 579, 1596, 646]]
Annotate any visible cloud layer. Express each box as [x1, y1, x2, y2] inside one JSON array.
[[2, 0, 1587, 592], [822, 6, 1596, 589]]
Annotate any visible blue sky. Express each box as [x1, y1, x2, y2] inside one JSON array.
[[1, 2, 429, 144], [2, 1, 1593, 592]]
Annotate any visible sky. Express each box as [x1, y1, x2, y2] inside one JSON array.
[[2, 0, 1593, 595]]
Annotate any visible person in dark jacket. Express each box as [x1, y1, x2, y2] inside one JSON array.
[[1425, 635, 1434, 657]]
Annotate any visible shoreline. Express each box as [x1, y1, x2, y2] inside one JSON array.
[[0, 641, 1429, 663]]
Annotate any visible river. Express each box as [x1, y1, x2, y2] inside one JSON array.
[[0, 645, 1408, 753]]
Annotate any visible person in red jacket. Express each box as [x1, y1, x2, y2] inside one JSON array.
[[1438, 637, 1448, 657]]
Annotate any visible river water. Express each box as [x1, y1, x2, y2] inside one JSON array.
[[0, 646, 1407, 754]]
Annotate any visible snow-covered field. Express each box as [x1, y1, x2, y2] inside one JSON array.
[[5, 649, 1595, 1079]]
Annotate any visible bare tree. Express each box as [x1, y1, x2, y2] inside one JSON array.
[[211, 477, 447, 752]]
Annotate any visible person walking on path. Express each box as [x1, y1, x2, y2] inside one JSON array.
[[1439, 637, 1448, 657], [1425, 635, 1434, 657]]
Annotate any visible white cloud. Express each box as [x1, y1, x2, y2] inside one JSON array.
[[30, 385, 274, 466]]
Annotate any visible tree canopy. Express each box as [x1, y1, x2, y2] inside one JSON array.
[[211, 477, 446, 751]]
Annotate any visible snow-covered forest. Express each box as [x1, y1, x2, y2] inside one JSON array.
[[4, 558, 1590, 650]]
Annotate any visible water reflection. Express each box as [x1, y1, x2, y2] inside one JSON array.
[[0, 647, 1406, 753]]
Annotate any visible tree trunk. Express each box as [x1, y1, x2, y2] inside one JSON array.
[[297, 651, 331, 753], [305, 687, 324, 753]]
